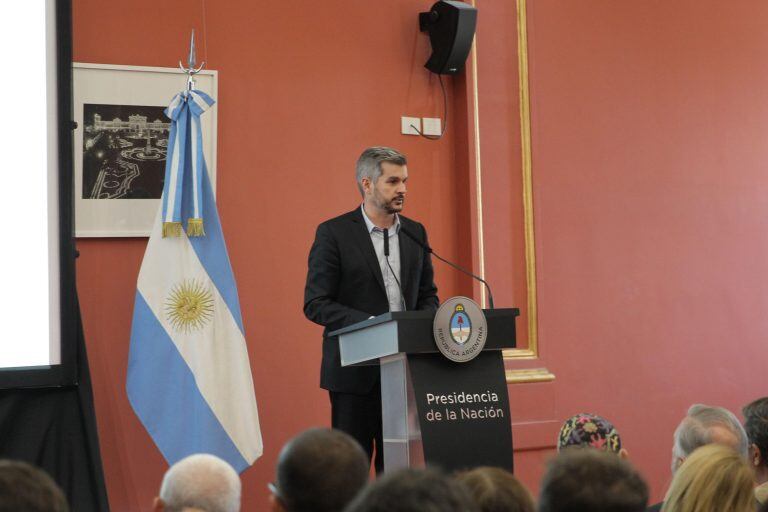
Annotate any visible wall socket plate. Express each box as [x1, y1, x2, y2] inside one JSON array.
[[401, 116, 421, 135], [422, 117, 442, 136]]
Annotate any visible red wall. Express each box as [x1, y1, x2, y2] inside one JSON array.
[[73, 0, 768, 510], [502, 0, 768, 501]]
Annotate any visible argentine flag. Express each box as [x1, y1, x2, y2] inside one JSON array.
[[127, 90, 262, 472]]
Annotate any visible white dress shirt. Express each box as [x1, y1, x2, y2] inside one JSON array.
[[361, 205, 404, 312]]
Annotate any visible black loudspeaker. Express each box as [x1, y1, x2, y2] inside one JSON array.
[[419, 1, 477, 75]]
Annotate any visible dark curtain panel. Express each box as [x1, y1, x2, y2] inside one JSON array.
[[0, 300, 109, 511]]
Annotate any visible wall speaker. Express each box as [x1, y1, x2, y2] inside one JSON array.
[[419, 1, 477, 75]]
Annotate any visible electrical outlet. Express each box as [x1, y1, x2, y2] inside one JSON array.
[[401, 116, 421, 135], [422, 117, 442, 136]]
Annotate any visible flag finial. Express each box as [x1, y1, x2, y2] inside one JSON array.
[[179, 29, 205, 91], [187, 29, 197, 69]]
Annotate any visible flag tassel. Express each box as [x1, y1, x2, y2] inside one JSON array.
[[163, 222, 183, 238], [187, 218, 205, 237]]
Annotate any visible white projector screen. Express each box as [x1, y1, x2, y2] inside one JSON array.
[[0, 0, 76, 386]]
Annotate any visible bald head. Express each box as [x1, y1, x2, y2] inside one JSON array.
[[156, 454, 241, 512]]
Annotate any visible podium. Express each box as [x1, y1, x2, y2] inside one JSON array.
[[330, 308, 519, 473]]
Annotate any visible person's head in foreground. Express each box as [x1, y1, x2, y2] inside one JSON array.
[[0, 459, 68, 512], [557, 412, 627, 457], [670, 403, 748, 474], [661, 443, 754, 512], [270, 428, 369, 512], [743, 396, 768, 496], [343, 467, 478, 512], [538, 448, 648, 512], [154, 453, 240, 512], [456, 466, 534, 512]]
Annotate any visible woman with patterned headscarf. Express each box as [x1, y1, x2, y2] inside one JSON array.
[[557, 412, 629, 459]]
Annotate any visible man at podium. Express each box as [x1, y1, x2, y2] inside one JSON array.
[[304, 146, 439, 473]]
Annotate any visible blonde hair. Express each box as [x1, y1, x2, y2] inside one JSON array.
[[661, 444, 753, 512]]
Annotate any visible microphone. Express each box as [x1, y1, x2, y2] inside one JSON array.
[[383, 228, 406, 311], [400, 226, 495, 309]]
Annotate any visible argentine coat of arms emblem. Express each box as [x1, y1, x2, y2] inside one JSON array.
[[433, 296, 487, 362]]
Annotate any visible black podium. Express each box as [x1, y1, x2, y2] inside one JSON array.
[[330, 308, 519, 473]]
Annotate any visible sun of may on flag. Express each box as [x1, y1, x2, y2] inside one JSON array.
[[127, 88, 263, 472]]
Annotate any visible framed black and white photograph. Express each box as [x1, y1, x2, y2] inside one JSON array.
[[74, 63, 218, 237]]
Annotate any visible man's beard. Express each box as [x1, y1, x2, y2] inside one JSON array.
[[384, 196, 404, 213]]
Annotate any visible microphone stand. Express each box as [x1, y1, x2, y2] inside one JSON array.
[[400, 227, 495, 309]]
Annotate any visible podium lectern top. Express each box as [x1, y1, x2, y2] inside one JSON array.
[[330, 308, 519, 367]]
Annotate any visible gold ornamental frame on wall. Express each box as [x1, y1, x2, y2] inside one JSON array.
[[468, 0, 551, 380]]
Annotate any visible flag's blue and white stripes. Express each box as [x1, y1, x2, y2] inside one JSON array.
[[127, 91, 262, 472], [161, 90, 215, 237]]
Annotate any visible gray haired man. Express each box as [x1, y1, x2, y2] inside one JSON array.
[[670, 403, 748, 470], [304, 147, 439, 473], [646, 403, 748, 512], [153, 454, 241, 512]]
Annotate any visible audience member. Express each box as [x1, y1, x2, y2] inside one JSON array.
[[661, 443, 753, 512], [538, 448, 648, 512], [270, 428, 369, 512], [744, 397, 768, 506], [557, 412, 628, 457], [0, 459, 68, 512], [343, 467, 478, 512], [647, 403, 749, 511], [457, 466, 534, 512], [154, 453, 241, 512], [670, 404, 748, 471]]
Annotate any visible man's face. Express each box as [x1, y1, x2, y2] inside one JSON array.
[[365, 162, 408, 214]]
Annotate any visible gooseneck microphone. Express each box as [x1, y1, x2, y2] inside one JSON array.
[[400, 226, 495, 309], [383, 228, 406, 311]]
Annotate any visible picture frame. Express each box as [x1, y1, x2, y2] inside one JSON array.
[[73, 63, 218, 237]]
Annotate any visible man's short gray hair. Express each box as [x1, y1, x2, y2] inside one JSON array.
[[671, 404, 748, 473], [355, 147, 407, 196], [159, 454, 241, 512]]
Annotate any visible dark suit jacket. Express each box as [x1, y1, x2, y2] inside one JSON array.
[[646, 502, 662, 512], [304, 208, 439, 393]]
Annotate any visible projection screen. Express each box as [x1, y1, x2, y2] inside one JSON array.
[[0, 0, 77, 388]]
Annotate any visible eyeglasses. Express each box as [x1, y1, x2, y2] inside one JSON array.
[[268, 482, 286, 505]]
